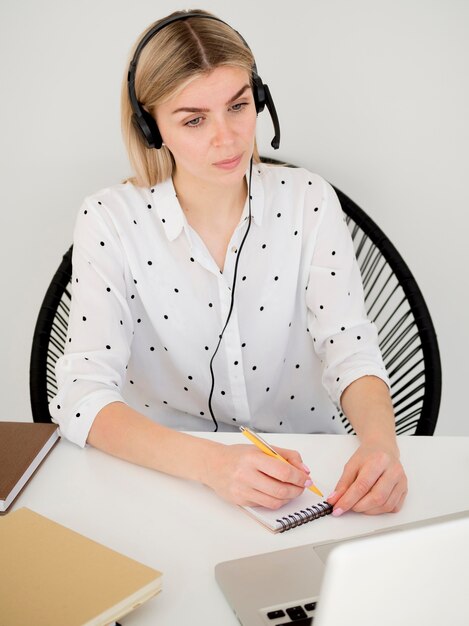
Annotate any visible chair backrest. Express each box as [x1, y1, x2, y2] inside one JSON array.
[[30, 171, 441, 434], [334, 185, 441, 435], [30, 247, 72, 424]]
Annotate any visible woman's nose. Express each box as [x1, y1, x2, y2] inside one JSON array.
[[211, 116, 235, 147]]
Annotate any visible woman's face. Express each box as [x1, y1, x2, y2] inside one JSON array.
[[155, 66, 257, 190]]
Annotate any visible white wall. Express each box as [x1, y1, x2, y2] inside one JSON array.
[[1, 0, 468, 433]]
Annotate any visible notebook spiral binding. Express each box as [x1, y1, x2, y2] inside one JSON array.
[[276, 501, 333, 533]]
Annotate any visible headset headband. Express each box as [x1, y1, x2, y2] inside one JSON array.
[[127, 12, 280, 150]]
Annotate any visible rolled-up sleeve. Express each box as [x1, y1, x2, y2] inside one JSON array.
[[50, 197, 134, 447], [306, 180, 389, 408]]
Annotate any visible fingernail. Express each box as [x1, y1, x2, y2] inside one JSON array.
[[327, 491, 336, 500], [301, 463, 311, 474], [332, 507, 344, 517], [304, 479, 313, 488]]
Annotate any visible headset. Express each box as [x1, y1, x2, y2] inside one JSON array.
[[127, 11, 280, 150], [127, 13, 281, 429]]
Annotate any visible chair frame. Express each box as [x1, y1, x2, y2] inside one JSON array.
[[30, 247, 72, 424], [333, 186, 441, 435]]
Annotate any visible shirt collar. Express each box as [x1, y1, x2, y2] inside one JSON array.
[[153, 163, 265, 243], [152, 177, 185, 242]]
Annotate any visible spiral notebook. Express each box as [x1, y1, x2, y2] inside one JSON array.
[[242, 491, 332, 533]]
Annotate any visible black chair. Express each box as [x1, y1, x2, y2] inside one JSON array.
[[30, 247, 72, 425], [333, 183, 441, 435], [30, 168, 441, 434]]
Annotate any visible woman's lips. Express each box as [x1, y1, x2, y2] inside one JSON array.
[[213, 153, 243, 170]]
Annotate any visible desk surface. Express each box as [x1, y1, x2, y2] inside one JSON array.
[[11, 433, 469, 625]]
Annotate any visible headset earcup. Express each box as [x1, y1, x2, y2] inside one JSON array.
[[252, 73, 266, 114], [132, 109, 163, 149]]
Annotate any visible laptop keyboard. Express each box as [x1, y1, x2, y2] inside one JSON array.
[[261, 598, 318, 624]]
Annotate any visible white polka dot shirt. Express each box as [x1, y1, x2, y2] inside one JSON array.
[[50, 164, 389, 447]]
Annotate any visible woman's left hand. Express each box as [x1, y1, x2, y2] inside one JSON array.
[[326, 442, 408, 516]]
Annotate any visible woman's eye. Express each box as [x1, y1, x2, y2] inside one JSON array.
[[186, 117, 202, 127], [231, 102, 248, 112]]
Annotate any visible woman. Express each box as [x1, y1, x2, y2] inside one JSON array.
[[51, 9, 407, 515]]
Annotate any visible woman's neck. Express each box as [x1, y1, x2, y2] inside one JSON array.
[[172, 169, 248, 271], [173, 170, 247, 228]]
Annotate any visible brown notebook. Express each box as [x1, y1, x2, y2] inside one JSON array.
[[0, 421, 60, 513], [0, 507, 162, 625]]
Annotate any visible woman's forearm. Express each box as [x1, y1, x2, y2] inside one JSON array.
[[340, 375, 399, 454], [86, 401, 311, 510], [87, 401, 220, 483], [326, 375, 407, 515]]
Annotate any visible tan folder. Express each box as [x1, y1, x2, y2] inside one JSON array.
[[0, 508, 162, 625]]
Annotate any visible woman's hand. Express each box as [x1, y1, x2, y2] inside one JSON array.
[[202, 443, 313, 509], [329, 376, 408, 516], [327, 441, 408, 516]]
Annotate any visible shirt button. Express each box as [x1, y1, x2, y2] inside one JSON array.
[[231, 246, 238, 253]]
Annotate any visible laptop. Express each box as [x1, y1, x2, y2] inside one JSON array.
[[215, 510, 469, 626]]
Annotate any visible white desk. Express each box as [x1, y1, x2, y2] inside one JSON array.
[[11, 433, 469, 625]]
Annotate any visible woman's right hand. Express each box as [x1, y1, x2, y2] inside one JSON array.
[[201, 443, 313, 509]]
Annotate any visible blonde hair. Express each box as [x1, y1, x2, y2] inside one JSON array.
[[121, 9, 260, 188]]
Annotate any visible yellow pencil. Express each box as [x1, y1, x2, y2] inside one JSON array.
[[240, 426, 323, 497]]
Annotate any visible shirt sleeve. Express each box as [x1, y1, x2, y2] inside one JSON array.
[[306, 178, 390, 409], [49, 196, 134, 447]]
